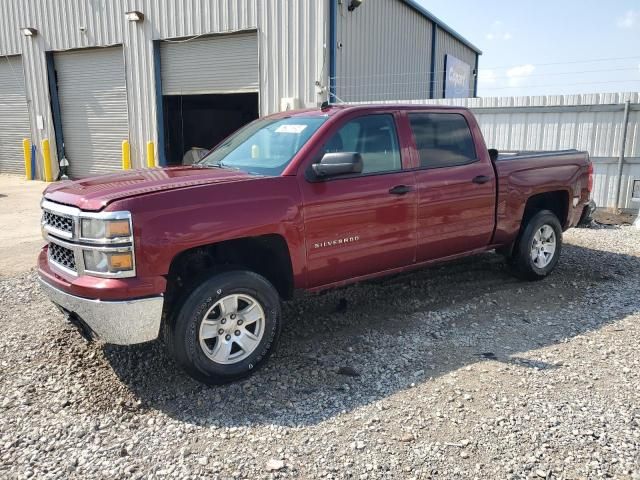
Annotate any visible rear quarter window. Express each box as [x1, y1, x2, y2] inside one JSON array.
[[408, 113, 477, 169]]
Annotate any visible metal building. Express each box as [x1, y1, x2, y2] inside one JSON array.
[[0, 0, 480, 178]]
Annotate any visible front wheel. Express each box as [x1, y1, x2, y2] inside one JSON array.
[[510, 210, 562, 281], [165, 270, 282, 384]]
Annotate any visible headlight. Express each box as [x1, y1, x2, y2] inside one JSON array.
[[83, 250, 134, 274], [81, 218, 131, 241]]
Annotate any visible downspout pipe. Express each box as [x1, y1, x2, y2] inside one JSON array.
[[473, 54, 479, 98], [614, 100, 631, 212], [153, 40, 167, 167], [328, 0, 337, 103], [429, 22, 437, 99], [46, 52, 65, 176]]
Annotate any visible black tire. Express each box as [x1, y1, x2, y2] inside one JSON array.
[[510, 210, 562, 281], [164, 270, 282, 385]]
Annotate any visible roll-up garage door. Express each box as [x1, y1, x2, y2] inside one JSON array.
[[55, 47, 129, 178], [0, 56, 30, 175], [160, 32, 259, 95]]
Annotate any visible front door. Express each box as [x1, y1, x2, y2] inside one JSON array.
[[300, 113, 417, 288]]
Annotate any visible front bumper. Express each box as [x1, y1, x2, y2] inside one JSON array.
[[39, 277, 164, 345]]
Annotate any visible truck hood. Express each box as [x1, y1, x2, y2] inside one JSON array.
[[44, 166, 257, 211]]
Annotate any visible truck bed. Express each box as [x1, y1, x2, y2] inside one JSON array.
[[496, 149, 582, 161], [491, 149, 591, 246]]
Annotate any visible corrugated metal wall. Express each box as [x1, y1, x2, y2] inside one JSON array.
[[335, 0, 433, 102], [434, 28, 477, 98], [0, 0, 124, 56], [0, 0, 328, 176], [477, 106, 640, 212], [0, 0, 126, 179], [352, 92, 640, 211], [258, 0, 327, 113]]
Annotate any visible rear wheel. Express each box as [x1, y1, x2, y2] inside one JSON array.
[[510, 210, 562, 280], [165, 270, 282, 384]]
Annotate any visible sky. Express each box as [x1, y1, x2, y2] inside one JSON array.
[[417, 0, 640, 97]]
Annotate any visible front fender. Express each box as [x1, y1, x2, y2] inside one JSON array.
[[109, 176, 307, 288]]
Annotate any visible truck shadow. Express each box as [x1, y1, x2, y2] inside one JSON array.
[[103, 239, 640, 427]]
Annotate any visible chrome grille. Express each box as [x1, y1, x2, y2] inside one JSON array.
[[49, 243, 77, 272], [41, 199, 135, 278], [43, 210, 74, 235]]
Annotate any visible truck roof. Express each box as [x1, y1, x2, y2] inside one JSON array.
[[272, 104, 468, 118]]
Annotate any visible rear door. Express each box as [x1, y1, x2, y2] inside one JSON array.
[[408, 111, 496, 262], [299, 112, 417, 288]]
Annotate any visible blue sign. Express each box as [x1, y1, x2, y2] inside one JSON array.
[[444, 54, 471, 98]]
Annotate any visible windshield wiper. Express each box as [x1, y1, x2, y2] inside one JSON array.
[[210, 162, 244, 171], [195, 161, 228, 169], [192, 163, 220, 169]]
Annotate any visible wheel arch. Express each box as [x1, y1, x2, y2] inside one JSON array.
[[521, 190, 570, 229], [163, 234, 295, 319], [498, 190, 569, 258]]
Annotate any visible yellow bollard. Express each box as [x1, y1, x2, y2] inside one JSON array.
[[122, 140, 131, 170], [23, 138, 31, 180], [42, 139, 53, 182], [146, 141, 155, 168]]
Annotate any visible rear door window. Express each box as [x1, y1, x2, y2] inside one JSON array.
[[408, 113, 477, 169]]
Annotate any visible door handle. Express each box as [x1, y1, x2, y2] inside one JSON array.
[[389, 185, 413, 195], [472, 175, 491, 184]]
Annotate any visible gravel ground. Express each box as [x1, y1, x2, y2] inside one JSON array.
[[1, 226, 639, 479]]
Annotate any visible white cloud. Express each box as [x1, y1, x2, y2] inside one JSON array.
[[617, 10, 638, 28], [506, 64, 536, 87], [507, 64, 536, 78], [478, 69, 497, 84]]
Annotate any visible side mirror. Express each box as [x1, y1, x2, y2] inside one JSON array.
[[312, 152, 363, 178], [488, 148, 499, 163]]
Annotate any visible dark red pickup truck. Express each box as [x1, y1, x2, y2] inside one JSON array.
[[39, 105, 592, 384]]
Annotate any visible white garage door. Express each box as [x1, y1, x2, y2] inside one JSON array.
[[55, 47, 129, 178], [0, 56, 30, 175], [160, 32, 259, 95]]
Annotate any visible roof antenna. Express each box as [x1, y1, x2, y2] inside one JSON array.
[[321, 100, 331, 110]]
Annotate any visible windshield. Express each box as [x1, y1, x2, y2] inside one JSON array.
[[198, 116, 328, 175]]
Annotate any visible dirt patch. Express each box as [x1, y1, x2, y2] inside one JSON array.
[[0, 175, 47, 277], [593, 209, 636, 225]]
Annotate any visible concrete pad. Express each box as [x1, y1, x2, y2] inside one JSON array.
[[0, 174, 47, 276]]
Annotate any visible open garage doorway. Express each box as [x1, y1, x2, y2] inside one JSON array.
[[159, 32, 260, 166], [162, 92, 258, 166]]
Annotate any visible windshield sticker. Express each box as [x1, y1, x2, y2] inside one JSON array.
[[275, 124, 308, 134]]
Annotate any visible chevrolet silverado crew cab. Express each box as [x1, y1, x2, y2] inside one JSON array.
[[39, 105, 592, 384]]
